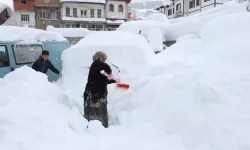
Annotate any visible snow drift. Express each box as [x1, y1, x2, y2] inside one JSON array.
[[0, 26, 66, 42], [1, 4, 250, 150], [61, 31, 156, 112], [166, 1, 247, 41]]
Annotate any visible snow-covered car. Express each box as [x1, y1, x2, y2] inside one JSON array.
[[61, 31, 156, 96], [0, 26, 70, 81]]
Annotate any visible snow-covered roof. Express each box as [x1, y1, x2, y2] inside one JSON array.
[[0, 2, 13, 17], [0, 26, 66, 42], [107, 20, 125, 25], [62, 17, 106, 22], [46, 25, 92, 37], [60, 0, 106, 4]]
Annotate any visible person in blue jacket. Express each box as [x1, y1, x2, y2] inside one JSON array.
[[31, 50, 60, 75]]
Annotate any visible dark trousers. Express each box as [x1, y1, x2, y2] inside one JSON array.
[[83, 89, 108, 128]]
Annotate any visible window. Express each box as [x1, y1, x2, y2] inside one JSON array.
[[168, 9, 172, 16], [189, 0, 195, 9], [91, 9, 94, 18], [173, 8, 174, 14], [65, 24, 70, 28], [196, 0, 200, 6], [57, 12, 60, 19], [46, 12, 51, 19], [84, 10, 87, 15], [76, 23, 80, 28], [176, 3, 181, 11], [42, 12, 46, 19], [66, 7, 70, 17], [204, 0, 210, 2], [118, 5, 123, 12], [40, 11, 42, 18], [0, 45, 10, 67], [73, 8, 77, 17], [109, 4, 114, 12], [97, 9, 101, 18], [13, 45, 43, 65], [81, 10, 83, 15], [21, 0, 27, 4], [21, 15, 29, 22]]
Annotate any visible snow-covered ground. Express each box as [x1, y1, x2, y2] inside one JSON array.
[[1, 1, 250, 150]]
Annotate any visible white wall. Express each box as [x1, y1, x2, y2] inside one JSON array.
[[106, 1, 127, 19], [61, 3, 105, 18], [14, 11, 35, 27]]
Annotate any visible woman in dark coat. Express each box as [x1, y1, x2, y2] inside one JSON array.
[[83, 51, 116, 128]]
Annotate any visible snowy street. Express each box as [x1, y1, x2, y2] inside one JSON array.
[[1, 1, 250, 150]]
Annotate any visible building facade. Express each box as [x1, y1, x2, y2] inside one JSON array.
[[35, 0, 62, 30], [105, 0, 131, 30], [156, 0, 231, 19], [13, 0, 36, 27], [60, 0, 106, 31]]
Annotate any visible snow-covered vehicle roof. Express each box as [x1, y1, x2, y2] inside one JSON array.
[[46, 25, 91, 38], [0, 2, 13, 15], [0, 26, 66, 42], [61, 31, 156, 95]]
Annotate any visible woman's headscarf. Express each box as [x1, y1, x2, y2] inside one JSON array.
[[92, 51, 107, 62]]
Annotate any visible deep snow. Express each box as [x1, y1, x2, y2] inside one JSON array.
[[1, 2, 250, 150]]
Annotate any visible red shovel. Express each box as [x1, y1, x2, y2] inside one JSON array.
[[100, 70, 130, 90]]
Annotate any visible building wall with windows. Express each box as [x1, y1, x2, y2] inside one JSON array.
[[35, 0, 62, 30], [60, 2, 106, 30], [61, 3, 105, 19], [13, 0, 36, 27], [156, 0, 230, 19], [106, 1, 127, 19], [13, 11, 36, 27]]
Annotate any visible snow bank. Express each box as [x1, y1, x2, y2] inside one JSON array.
[[166, 1, 247, 41], [201, 12, 250, 69], [0, 26, 66, 42], [0, 66, 90, 150], [61, 31, 155, 109], [125, 11, 250, 150], [46, 25, 91, 37], [147, 28, 163, 51], [117, 20, 167, 41]]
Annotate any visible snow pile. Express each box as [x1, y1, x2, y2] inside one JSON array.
[[0, 2, 13, 17], [46, 25, 92, 37], [1, 0, 13, 9], [61, 31, 155, 108], [124, 12, 250, 150], [166, 1, 247, 41], [0, 66, 90, 150], [0, 26, 66, 42], [201, 12, 250, 68], [117, 20, 167, 41], [145, 12, 170, 25], [147, 28, 163, 51]]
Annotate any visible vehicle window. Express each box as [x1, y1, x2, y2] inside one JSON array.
[[13, 44, 43, 64], [0, 45, 10, 68]]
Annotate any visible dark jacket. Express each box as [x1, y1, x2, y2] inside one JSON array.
[[85, 60, 116, 94], [31, 56, 60, 74]]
